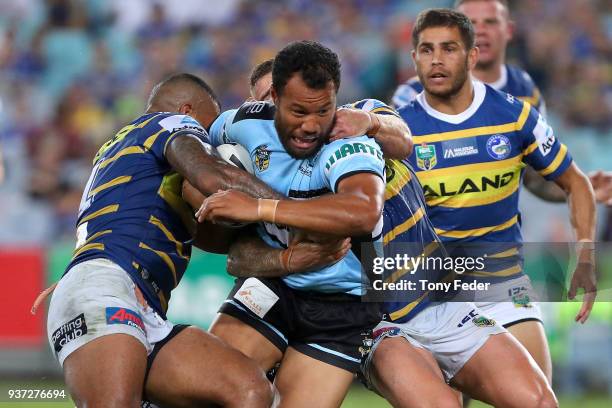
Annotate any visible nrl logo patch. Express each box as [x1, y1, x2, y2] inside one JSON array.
[[415, 143, 437, 170], [254, 144, 271, 171], [512, 294, 533, 308]]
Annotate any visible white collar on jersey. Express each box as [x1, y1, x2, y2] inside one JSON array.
[[416, 80, 486, 124], [487, 64, 508, 90]]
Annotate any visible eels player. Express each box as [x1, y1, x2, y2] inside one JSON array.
[[45, 73, 280, 407]]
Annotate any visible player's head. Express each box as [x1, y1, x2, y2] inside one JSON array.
[[146, 73, 221, 128], [271, 40, 340, 159], [454, 0, 513, 69], [411, 8, 478, 99], [249, 59, 274, 102]]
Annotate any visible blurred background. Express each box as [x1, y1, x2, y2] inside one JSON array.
[[0, 0, 610, 406]]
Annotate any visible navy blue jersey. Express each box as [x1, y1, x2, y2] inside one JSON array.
[[66, 113, 209, 317]]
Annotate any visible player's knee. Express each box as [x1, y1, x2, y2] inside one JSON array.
[[428, 392, 461, 408], [227, 367, 275, 408], [74, 394, 141, 408], [535, 388, 558, 408]]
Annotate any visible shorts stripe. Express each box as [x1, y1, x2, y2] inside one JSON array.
[[306, 343, 361, 363], [224, 299, 288, 344]]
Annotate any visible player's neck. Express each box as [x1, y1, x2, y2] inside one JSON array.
[[425, 79, 475, 115], [472, 61, 504, 84]]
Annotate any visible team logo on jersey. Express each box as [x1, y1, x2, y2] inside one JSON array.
[[415, 143, 437, 170], [486, 135, 511, 160], [254, 144, 271, 171]]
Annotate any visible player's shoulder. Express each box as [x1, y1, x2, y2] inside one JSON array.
[[505, 64, 537, 92], [482, 82, 530, 119], [154, 112, 206, 135], [392, 76, 423, 108], [319, 136, 383, 166], [232, 100, 276, 123]]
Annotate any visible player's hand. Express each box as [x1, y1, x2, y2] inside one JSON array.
[[285, 238, 351, 273], [568, 261, 597, 324], [589, 170, 612, 206], [196, 190, 258, 224], [329, 108, 372, 142]]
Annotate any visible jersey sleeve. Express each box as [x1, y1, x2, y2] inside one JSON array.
[[520, 105, 572, 181], [208, 109, 238, 147], [344, 99, 400, 118], [319, 136, 385, 192], [391, 78, 423, 109], [155, 114, 211, 161]]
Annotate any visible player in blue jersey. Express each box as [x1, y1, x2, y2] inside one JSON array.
[[45, 73, 282, 407], [366, 9, 596, 407], [190, 41, 413, 408]]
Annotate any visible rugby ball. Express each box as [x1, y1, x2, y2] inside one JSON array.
[[216, 143, 254, 174]]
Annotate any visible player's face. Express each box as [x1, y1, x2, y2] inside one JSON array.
[[412, 26, 478, 99], [272, 74, 336, 159], [457, 0, 512, 69], [251, 73, 273, 102]]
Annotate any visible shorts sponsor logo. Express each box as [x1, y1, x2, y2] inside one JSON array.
[[105, 307, 146, 334], [52, 313, 88, 353], [234, 278, 279, 318], [472, 316, 496, 327], [512, 294, 533, 308], [486, 134, 511, 160], [457, 309, 479, 328], [373, 326, 401, 339], [415, 143, 437, 170]]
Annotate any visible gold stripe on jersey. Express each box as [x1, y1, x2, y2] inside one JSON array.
[[462, 264, 522, 278], [424, 167, 521, 208], [149, 215, 190, 260], [139, 242, 178, 287], [99, 146, 145, 169], [388, 270, 454, 321], [88, 175, 132, 197], [95, 114, 163, 163], [384, 241, 441, 284], [73, 242, 105, 258], [434, 215, 518, 239], [371, 106, 400, 117], [517, 88, 540, 108], [523, 141, 538, 156], [78, 204, 119, 226], [132, 261, 169, 311], [385, 160, 412, 200], [416, 155, 523, 181], [383, 207, 425, 244], [488, 247, 520, 258], [412, 103, 531, 144], [80, 229, 112, 246], [538, 144, 568, 176], [144, 129, 164, 150], [157, 173, 196, 236]]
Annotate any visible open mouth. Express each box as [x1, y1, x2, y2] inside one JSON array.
[[428, 72, 449, 84], [476, 42, 491, 53], [291, 135, 318, 150]]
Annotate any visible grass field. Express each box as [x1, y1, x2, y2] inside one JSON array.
[[0, 380, 610, 407]]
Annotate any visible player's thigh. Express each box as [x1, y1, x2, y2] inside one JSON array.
[[273, 346, 354, 408], [452, 332, 557, 408], [63, 333, 147, 408], [507, 320, 552, 383], [210, 312, 283, 370], [370, 336, 461, 408], [145, 325, 274, 408]]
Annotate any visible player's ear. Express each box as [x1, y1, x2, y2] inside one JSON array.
[[506, 18, 515, 41], [411, 49, 417, 63], [271, 86, 279, 106], [467, 46, 479, 71], [179, 103, 193, 115]]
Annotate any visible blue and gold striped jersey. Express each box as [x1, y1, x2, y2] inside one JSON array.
[[65, 112, 209, 317], [380, 159, 447, 322], [399, 81, 572, 281], [392, 64, 545, 115]]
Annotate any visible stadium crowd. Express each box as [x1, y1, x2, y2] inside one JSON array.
[[0, 0, 610, 242]]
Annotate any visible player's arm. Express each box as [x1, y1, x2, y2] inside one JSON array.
[[329, 101, 413, 159], [198, 172, 384, 236], [522, 167, 566, 202], [166, 134, 282, 199], [226, 232, 350, 277]]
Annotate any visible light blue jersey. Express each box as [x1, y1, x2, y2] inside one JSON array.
[[209, 101, 386, 295]]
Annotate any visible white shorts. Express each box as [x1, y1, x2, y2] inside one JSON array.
[[472, 275, 543, 327], [47, 258, 175, 366], [362, 302, 506, 384]]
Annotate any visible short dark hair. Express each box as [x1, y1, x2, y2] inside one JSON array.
[[272, 41, 341, 95], [412, 8, 475, 50], [250, 59, 274, 89], [161, 72, 220, 109]]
